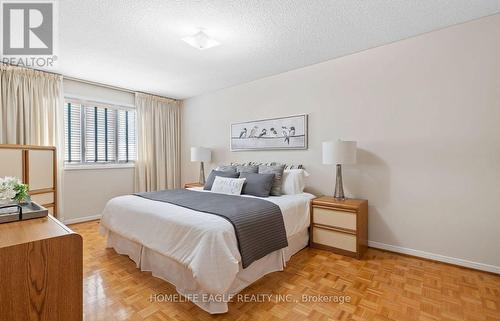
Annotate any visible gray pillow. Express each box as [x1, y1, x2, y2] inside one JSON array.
[[258, 164, 285, 196], [204, 170, 240, 190], [239, 172, 275, 197], [216, 165, 237, 172], [236, 165, 258, 173]]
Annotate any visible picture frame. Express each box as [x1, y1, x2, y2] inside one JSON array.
[[230, 114, 308, 151]]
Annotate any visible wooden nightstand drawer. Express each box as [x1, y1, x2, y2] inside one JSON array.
[[184, 182, 204, 188], [310, 196, 368, 259], [313, 207, 356, 230], [312, 227, 357, 252]]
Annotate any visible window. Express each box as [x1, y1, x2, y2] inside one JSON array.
[[64, 99, 136, 165]]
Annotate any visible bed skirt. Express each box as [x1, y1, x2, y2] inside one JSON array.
[[101, 227, 309, 314]]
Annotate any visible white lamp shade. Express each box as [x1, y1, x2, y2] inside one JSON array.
[[322, 140, 357, 165], [191, 147, 211, 162]]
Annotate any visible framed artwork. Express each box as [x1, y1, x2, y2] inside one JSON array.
[[230, 114, 308, 151]]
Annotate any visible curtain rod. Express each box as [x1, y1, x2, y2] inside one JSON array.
[[65, 77, 180, 102], [1, 62, 179, 101], [64, 76, 135, 94]]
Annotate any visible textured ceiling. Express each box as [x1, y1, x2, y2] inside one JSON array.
[[57, 1, 500, 99]]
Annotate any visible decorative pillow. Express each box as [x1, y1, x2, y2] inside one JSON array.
[[204, 170, 240, 190], [258, 164, 285, 196], [284, 164, 304, 170], [236, 165, 258, 173], [210, 177, 246, 195], [239, 172, 275, 197], [239, 162, 304, 169], [216, 165, 237, 172], [281, 169, 310, 195]]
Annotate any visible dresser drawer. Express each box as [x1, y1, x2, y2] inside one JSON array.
[[312, 227, 357, 252], [313, 207, 356, 230]]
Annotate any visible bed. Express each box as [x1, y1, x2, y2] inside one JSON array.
[[100, 187, 315, 314]]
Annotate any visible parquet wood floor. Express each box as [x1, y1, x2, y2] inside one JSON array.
[[70, 220, 500, 321]]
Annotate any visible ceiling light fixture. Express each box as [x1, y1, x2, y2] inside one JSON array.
[[182, 30, 220, 50]]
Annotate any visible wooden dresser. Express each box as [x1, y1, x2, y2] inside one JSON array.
[[310, 196, 368, 259], [0, 145, 58, 217], [0, 216, 83, 321]]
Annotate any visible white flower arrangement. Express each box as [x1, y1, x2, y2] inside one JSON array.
[[0, 177, 29, 204]]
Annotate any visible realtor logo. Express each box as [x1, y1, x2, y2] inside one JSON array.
[[2, 2, 53, 55]]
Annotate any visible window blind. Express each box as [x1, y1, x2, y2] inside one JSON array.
[[64, 102, 82, 163], [64, 100, 136, 164], [85, 106, 117, 162], [117, 109, 136, 162]]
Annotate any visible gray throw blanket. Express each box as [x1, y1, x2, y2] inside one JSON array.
[[135, 189, 288, 268]]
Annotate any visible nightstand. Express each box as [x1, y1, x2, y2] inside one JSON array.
[[184, 182, 204, 188], [310, 196, 368, 259]]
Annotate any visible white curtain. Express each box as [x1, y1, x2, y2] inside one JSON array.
[[0, 64, 64, 218], [0, 64, 63, 146], [135, 92, 181, 192]]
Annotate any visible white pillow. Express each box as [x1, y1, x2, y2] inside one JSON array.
[[210, 176, 246, 195], [281, 169, 309, 195]]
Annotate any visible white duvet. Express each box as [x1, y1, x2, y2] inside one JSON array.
[[100, 188, 314, 294]]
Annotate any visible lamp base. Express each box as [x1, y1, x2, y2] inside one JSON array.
[[199, 162, 206, 185], [334, 164, 346, 200]]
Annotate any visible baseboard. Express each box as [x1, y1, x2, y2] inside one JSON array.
[[368, 240, 500, 274], [63, 214, 102, 225]]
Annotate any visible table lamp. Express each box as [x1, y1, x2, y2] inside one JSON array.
[[191, 147, 211, 185], [322, 140, 357, 200]]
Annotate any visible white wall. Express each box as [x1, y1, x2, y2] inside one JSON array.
[[182, 14, 500, 270], [61, 79, 135, 223], [62, 167, 134, 222]]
